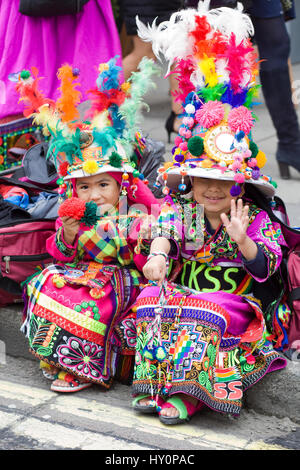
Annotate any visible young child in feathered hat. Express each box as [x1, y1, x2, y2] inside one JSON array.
[[18, 56, 162, 392], [131, 1, 289, 425]]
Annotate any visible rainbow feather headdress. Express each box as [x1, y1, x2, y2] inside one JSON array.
[[137, 1, 277, 197], [16, 56, 160, 198]]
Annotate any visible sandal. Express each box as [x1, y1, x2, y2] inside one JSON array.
[[39, 361, 58, 381], [132, 394, 165, 414], [158, 396, 203, 425], [50, 371, 92, 393]]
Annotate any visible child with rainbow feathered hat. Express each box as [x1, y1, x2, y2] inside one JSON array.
[[18, 56, 162, 392], [131, 1, 290, 425]]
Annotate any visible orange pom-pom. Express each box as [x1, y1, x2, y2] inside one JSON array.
[[58, 197, 86, 220]]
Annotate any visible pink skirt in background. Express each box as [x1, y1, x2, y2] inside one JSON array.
[[0, 0, 122, 120]]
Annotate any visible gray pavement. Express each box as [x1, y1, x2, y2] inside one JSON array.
[[0, 60, 300, 450]]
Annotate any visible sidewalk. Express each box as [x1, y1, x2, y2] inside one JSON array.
[[0, 61, 300, 426]]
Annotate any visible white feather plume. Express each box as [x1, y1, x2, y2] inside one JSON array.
[[209, 4, 254, 42]]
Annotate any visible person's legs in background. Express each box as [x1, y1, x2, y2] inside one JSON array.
[[118, 0, 184, 142], [251, 14, 300, 179]]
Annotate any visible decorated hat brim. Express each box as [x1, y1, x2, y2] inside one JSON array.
[[64, 163, 135, 180], [161, 167, 276, 198]]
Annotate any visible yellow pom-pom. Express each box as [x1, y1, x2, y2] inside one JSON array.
[[256, 150, 267, 169], [83, 160, 99, 174]]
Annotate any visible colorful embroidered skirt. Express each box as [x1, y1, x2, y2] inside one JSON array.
[[23, 261, 142, 388], [132, 285, 287, 415]]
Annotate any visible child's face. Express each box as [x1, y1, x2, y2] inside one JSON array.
[[192, 177, 238, 216], [76, 172, 120, 213]]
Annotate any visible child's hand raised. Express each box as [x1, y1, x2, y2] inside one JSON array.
[[220, 199, 249, 245], [61, 216, 81, 246], [143, 255, 168, 286]]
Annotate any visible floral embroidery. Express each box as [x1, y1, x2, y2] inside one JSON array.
[[57, 337, 104, 379]]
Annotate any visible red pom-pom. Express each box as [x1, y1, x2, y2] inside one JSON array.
[[58, 161, 69, 177], [58, 197, 86, 220]]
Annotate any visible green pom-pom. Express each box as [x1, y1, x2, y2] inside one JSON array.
[[82, 201, 98, 227], [249, 141, 259, 159], [271, 180, 278, 188], [109, 151, 123, 168], [187, 136, 204, 156], [20, 70, 31, 80]]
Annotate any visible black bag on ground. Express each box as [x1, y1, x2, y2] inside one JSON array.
[[137, 137, 165, 198], [0, 175, 58, 306]]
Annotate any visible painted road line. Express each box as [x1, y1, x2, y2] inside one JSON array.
[[0, 380, 295, 450], [10, 417, 153, 450], [0, 379, 53, 406], [0, 410, 24, 430], [52, 395, 250, 449]]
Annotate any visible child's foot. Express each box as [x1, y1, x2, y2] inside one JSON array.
[[158, 394, 203, 425], [132, 395, 165, 414], [39, 361, 59, 381], [50, 371, 92, 393]]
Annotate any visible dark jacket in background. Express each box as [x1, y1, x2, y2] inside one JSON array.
[[119, 0, 184, 35]]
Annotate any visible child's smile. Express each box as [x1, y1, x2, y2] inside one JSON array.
[[192, 177, 243, 227]]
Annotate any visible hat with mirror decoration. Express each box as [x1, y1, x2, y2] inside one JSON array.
[[137, 0, 277, 198]]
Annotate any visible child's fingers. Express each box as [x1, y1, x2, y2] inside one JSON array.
[[143, 259, 166, 283], [242, 205, 249, 219], [220, 212, 229, 227], [236, 198, 243, 219], [230, 199, 237, 218], [242, 216, 249, 233]]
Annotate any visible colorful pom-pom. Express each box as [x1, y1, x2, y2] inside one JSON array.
[[255, 150, 267, 169], [179, 141, 188, 151], [231, 161, 242, 171], [20, 70, 31, 80], [234, 173, 245, 184], [195, 101, 224, 128], [72, 67, 80, 77], [83, 160, 99, 174], [251, 168, 260, 180], [227, 106, 254, 135], [230, 183, 242, 197], [248, 158, 257, 168], [187, 136, 204, 156], [174, 153, 185, 163], [58, 197, 86, 220], [58, 161, 69, 177], [82, 201, 98, 227], [109, 151, 123, 168], [174, 136, 183, 146], [185, 104, 195, 114], [249, 141, 259, 158]]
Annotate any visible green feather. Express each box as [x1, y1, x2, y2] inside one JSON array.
[[199, 83, 226, 103]]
